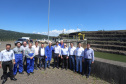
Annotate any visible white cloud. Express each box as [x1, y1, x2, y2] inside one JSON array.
[[33, 28, 81, 36]]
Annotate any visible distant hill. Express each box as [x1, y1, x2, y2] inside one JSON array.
[[0, 29, 51, 41]]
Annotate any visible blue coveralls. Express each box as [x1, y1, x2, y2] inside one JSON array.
[[45, 46, 53, 68], [27, 53, 34, 73], [13, 54, 23, 75], [59, 43, 64, 48]]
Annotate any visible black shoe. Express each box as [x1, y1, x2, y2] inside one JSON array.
[[2, 79, 7, 84], [39, 67, 41, 70], [86, 75, 89, 78], [75, 71, 78, 74], [76, 71, 79, 73], [19, 72, 24, 74], [66, 68, 67, 70], [73, 70, 75, 72], [48, 67, 50, 69], [27, 73, 30, 76], [31, 72, 34, 74], [1, 76, 4, 80], [79, 72, 82, 74], [11, 78, 17, 81], [35, 68, 38, 70], [82, 74, 86, 77]]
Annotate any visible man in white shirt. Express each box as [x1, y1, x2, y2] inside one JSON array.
[[75, 42, 84, 74], [32, 41, 39, 70], [53, 41, 61, 69], [61, 43, 69, 70], [83, 43, 94, 78], [38, 43, 46, 70], [0, 44, 17, 84], [59, 40, 64, 67], [68, 42, 76, 72]]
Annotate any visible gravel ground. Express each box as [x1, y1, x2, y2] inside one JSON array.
[[0, 66, 110, 84], [0, 41, 110, 84]]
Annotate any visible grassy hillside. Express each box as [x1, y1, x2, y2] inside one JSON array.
[[95, 51, 126, 63], [0, 29, 50, 41]]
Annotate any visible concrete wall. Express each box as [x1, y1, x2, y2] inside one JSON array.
[[91, 58, 126, 84]]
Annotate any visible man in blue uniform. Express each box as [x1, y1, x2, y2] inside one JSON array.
[[25, 43, 35, 76], [13, 42, 24, 76], [45, 42, 53, 69]]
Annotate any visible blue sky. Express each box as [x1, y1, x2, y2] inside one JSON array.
[[0, 0, 126, 36]]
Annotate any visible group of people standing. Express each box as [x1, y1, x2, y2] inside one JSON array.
[[53, 41, 94, 77], [0, 40, 94, 84]]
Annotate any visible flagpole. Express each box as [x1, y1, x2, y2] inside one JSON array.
[[48, 0, 50, 43]]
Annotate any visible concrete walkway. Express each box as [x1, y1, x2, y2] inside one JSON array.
[[95, 57, 126, 67]]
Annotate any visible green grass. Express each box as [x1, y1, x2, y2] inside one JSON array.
[[95, 51, 126, 63]]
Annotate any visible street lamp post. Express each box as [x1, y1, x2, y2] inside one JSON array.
[[48, 0, 50, 42]]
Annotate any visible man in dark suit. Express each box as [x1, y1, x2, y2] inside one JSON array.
[[38, 43, 47, 70]]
